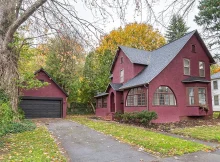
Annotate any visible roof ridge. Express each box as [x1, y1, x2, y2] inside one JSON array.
[[119, 45, 151, 53], [152, 30, 197, 52]]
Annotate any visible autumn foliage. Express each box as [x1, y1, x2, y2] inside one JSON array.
[[96, 23, 166, 54]]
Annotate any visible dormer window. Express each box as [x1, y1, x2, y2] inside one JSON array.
[[120, 57, 124, 64], [192, 44, 196, 53]]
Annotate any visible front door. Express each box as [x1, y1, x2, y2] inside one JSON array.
[[110, 92, 115, 112]]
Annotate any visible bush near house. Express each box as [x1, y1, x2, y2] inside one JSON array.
[[114, 111, 157, 125], [0, 90, 36, 137]]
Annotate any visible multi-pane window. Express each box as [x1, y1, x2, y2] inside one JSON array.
[[126, 88, 146, 106], [120, 69, 124, 83], [187, 87, 207, 106], [97, 97, 107, 108], [188, 88, 195, 105], [153, 86, 176, 106], [214, 95, 219, 105], [198, 88, 206, 105], [213, 81, 218, 90], [199, 61, 205, 77], [102, 97, 107, 108], [97, 98, 102, 108], [184, 59, 190, 75]]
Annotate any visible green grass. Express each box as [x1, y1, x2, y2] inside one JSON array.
[[68, 116, 212, 157], [0, 126, 66, 162], [213, 112, 220, 119], [172, 126, 220, 142]]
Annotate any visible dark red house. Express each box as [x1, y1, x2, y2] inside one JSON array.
[[95, 30, 215, 123], [20, 68, 68, 118]]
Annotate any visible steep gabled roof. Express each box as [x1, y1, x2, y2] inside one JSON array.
[[106, 83, 123, 92], [110, 46, 150, 73], [35, 68, 68, 96], [120, 30, 215, 90], [211, 72, 220, 80], [119, 46, 151, 65]]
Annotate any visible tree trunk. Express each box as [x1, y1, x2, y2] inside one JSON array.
[[0, 46, 19, 112], [89, 101, 95, 113]]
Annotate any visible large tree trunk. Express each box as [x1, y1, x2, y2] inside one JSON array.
[[0, 44, 19, 111]]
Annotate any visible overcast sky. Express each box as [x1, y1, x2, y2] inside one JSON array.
[[73, 0, 201, 36]]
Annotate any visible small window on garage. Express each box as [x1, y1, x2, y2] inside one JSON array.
[[192, 44, 196, 53], [39, 79, 44, 83]]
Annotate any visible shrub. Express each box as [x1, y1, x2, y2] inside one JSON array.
[[114, 111, 157, 125], [0, 120, 36, 137], [68, 102, 94, 115]]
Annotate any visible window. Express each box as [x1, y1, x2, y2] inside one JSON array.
[[213, 81, 218, 90], [199, 61, 205, 77], [184, 59, 190, 75], [120, 57, 124, 64], [102, 97, 107, 108], [214, 95, 219, 105], [120, 69, 124, 83], [97, 97, 107, 108], [153, 86, 176, 106], [192, 44, 196, 53], [97, 98, 102, 108], [126, 88, 146, 106], [188, 88, 195, 105], [198, 88, 206, 105], [187, 87, 207, 106]]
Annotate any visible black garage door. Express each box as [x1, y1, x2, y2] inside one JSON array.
[[20, 97, 62, 118]]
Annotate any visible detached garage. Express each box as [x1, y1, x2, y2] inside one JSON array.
[[20, 68, 68, 118]]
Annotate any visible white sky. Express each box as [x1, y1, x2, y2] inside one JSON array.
[[73, 0, 201, 36]]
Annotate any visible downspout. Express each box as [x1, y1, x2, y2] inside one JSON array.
[[144, 83, 149, 111]]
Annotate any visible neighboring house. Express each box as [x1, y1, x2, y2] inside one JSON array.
[[95, 30, 215, 123], [211, 72, 220, 111], [20, 68, 68, 118]]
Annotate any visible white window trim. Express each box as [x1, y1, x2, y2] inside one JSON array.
[[183, 58, 190, 75], [120, 69, 124, 83], [199, 61, 205, 77]]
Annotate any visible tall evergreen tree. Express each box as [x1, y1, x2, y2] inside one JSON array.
[[165, 14, 189, 43]]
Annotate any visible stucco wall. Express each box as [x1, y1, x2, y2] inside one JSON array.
[[20, 71, 67, 118], [148, 35, 212, 123]]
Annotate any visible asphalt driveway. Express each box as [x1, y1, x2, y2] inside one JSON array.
[[46, 119, 158, 162], [44, 119, 220, 162]]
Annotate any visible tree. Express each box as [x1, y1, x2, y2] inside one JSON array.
[[165, 14, 189, 43], [44, 35, 85, 104], [97, 23, 166, 54], [195, 0, 220, 52]]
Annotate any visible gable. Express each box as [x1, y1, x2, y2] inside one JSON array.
[[35, 68, 68, 97]]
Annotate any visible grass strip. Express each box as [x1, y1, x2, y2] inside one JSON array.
[[172, 126, 220, 142], [0, 126, 66, 162], [68, 116, 212, 157]]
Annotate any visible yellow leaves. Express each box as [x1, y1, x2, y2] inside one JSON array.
[[96, 22, 166, 55]]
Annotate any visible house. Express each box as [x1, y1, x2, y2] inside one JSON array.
[[20, 68, 68, 118], [95, 30, 215, 123], [211, 72, 220, 111]]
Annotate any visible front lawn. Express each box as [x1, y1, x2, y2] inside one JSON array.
[[172, 125, 220, 142], [68, 116, 212, 157], [0, 126, 66, 162]]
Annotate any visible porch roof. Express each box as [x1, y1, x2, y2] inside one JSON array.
[[94, 92, 109, 98], [182, 76, 210, 83]]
